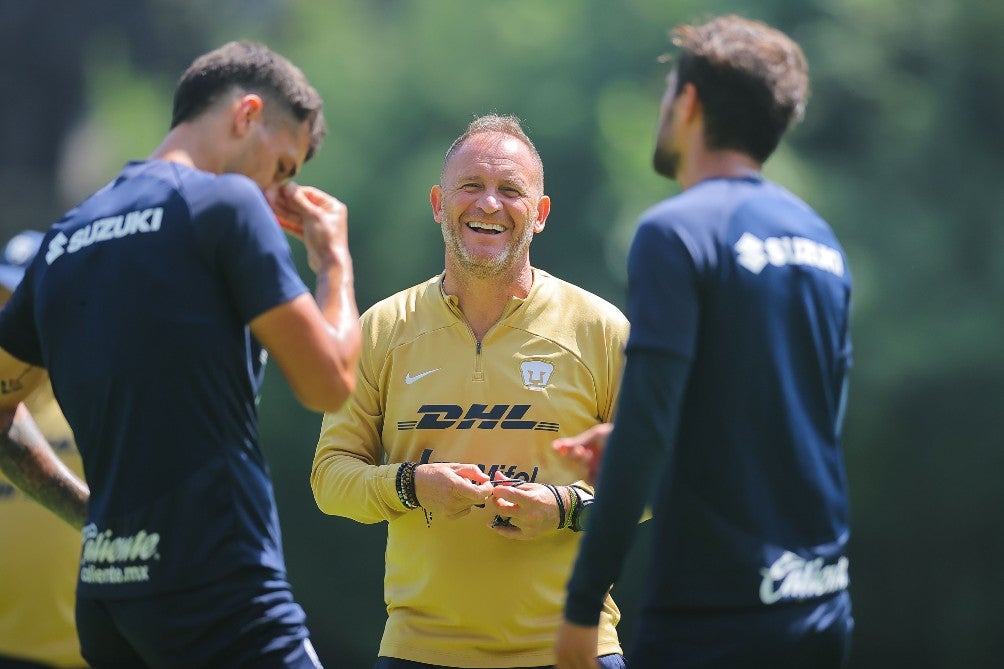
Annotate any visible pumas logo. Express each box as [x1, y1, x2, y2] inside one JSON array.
[[46, 207, 164, 265], [405, 368, 440, 385], [734, 232, 844, 277], [520, 360, 553, 390]]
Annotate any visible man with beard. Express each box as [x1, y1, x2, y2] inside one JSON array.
[[554, 14, 854, 669], [311, 114, 629, 668]]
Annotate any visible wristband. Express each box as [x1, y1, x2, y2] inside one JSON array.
[[568, 486, 594, 532]]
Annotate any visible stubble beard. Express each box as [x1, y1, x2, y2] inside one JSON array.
[[441, 221, 535, 280], [653, 143, 680, 180]]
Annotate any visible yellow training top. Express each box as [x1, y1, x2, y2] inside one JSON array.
[[0, 382, 85, 667], [312, 270, 628, 667]]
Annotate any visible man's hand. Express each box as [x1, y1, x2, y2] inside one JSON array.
[[413, 463, 492, 519], [487, 474, 570, 539], [267, 183, 350, 273], [555, 620, 601, 669], [551, 422, 612, 485], [255, 183, 361, 414]]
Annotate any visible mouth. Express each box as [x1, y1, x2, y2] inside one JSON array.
[[466, 220, 505, 235]]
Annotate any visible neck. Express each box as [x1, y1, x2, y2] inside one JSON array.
[[677, 148, 762, 191], [442, 262, 533, 342], [148, 123, 223, 173]]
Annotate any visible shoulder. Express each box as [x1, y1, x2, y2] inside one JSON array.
[[638, 179, 752, 232], [533, 270, 627, 327], [123, 160, 261, 203], [520, 271, 629, 355], [634, 178, 806, 252], [361, 276, 453, 350]]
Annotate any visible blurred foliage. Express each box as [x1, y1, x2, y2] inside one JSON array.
[[2, 0, 1002, 667]]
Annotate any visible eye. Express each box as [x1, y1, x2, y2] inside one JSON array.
[[461, 182, 481, 192]]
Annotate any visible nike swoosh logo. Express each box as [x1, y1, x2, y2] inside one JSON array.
[[405, 368, 441, 385]]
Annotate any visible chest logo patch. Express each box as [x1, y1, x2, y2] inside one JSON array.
[[405, 368, 440, 385], [520, 360, 553, 391]]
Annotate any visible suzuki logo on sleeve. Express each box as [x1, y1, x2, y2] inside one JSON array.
[[520, 360, 553, 391]]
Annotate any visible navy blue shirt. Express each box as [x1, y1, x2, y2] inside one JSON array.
[[0, 160, 308, 598], [566, 175, 852, 622]]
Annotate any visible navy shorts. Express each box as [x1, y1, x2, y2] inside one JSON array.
[[76, 570, 321, 668], [627, 591, 853, 669], [373, 653, 625, 669]]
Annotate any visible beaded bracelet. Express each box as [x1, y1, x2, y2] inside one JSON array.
[[395, 462, 421, 510], [545, 484, 566, 530]]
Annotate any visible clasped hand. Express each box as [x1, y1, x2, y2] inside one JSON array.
[[413, 464, 564, 539]]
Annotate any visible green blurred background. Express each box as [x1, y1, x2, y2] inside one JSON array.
[[2, 0, 1002, 666]]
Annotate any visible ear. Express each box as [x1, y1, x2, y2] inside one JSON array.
[[233, 94, 265, 138], [430, 185, 444, 223], [533, 195, 550, 233], [678, 82, 701, 124]]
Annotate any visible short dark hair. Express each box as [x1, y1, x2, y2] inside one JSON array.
[[670, 15, 809, 162], [442, 114, 544, 190], [170, 41, 327, 160]]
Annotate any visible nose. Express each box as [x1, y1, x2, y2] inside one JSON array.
[[478, 191, 501, 214]]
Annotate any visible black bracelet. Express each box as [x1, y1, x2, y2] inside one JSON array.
[[545, 484, 566, 530], [395, 462, 421, 509]]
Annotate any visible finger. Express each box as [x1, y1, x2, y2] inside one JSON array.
[[300, 185, 339, 210], [454, 480, 492, 505], [489, 484, 525, 503], [276, 216, 303, 237], [452, 464, 490, 484], [552, 436, 574, 452], [289, 188, 324, 218], [492, 495, 517, 509], [490, 476, 532, 496]]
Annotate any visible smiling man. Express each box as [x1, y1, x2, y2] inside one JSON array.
[[310, 114, 630, 668]]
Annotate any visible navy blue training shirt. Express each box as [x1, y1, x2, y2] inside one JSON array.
[[566, 175, 852, 622], [0, 160, 309, 598]]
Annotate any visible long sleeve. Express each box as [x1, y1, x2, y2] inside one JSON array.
[[310, 313, 408, 524], [311, 410, 406, 524], [563, 349, 690, 625]]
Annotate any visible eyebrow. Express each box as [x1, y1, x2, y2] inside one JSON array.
[[456, 174, 531, 190]]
